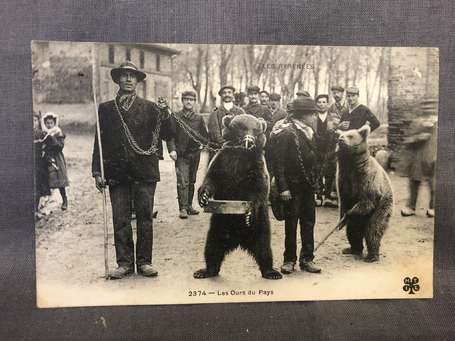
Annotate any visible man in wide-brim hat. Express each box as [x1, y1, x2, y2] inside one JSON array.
[[92, 61, 176, 279], [269, 96, 322, 275], [110, 61, 147, 84]]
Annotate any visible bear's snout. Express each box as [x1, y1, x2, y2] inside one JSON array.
[[242, 135, 256, 150]]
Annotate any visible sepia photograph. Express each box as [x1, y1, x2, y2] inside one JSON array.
[[32, 41, 437, 307]]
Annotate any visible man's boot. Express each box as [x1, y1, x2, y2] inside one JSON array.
[[300, 260, 322, 273], [137, 264, 158, 277], [179, 209, 188, 219], [61, 195, 68, 211], [109, 265, 134, 279], [187, 185, 199, 215]]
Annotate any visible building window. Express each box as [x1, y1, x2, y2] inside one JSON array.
[[126, 48, 131, 61], [108, 45, 115, 64], [156, 54, 161, 72], [140, 50, 145, 69]]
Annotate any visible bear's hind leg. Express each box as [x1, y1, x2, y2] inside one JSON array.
[[242, 213, 282, 280], [194, 215, 238, 279], [344, 216, 365, 256], [364, 204, 392, 263]]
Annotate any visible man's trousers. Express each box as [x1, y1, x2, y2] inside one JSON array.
[[108, 181, 156, 268], [175, 151, 201, 210]]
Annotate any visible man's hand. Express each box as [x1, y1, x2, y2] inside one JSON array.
[[338, 121, 350, 130], [157, 97, 169, 109], [169, 150, 177, 161], [95, 176, 106, 193], [279, 190, 292, 201], [198, 187, 211, 207]]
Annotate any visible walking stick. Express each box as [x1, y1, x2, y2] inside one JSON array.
[[92, 46, 110, 279], [314, 215, 347, 252]]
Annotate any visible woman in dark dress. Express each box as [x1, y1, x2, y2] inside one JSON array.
[[33, 112, 50, 214]]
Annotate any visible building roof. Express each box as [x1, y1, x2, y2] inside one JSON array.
[[127, 43, 181, 56]]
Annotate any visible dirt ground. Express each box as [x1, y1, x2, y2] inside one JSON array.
[[35, 133, 434, 307]]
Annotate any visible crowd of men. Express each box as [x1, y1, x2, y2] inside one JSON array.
[[92, 61, 381, 279]]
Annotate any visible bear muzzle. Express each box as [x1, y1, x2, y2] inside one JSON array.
[[242, 135, 256, 150]]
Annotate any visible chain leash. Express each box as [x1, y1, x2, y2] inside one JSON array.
[[288, 119, 318, 191], [115, 98, 220, 156], [114, 99, 162, 156]]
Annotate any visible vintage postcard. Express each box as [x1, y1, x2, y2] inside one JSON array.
[[33, 41, 437, 307]]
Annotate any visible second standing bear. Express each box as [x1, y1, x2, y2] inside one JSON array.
[[170, 91, 209, 219]]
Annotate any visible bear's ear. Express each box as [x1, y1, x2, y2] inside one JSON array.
[[358, 124, 371, 140], [257, 118, 267, 133], [222, 114, 234, 129]]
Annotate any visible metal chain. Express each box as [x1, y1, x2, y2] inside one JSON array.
[[169, 111, 220, 153], [114, 99, 162, 156], [288, 119, 318, 191], [115, 97, 221, 155]]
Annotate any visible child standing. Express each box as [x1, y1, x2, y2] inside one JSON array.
[[42, 112, 69, 210]]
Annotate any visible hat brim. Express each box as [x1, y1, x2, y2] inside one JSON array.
[[218, 86, 236, 96], [111, 68, 146, 84]]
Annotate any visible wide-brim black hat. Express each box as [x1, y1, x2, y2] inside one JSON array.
[[291, 97, 317, 114], [111, 61, 146, 84]]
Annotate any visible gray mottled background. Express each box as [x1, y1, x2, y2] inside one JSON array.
[[1, 0, 454, 339]]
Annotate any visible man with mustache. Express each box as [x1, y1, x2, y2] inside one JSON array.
[[244, 86, 273, 133], [328, 85, 349, 118], [92, 61, 175, 279], [270, 96, 322, 275], [259, 90, 271, 108], [207, 85, 245, 159]]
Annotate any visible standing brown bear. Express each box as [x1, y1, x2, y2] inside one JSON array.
[[195, 114, 282, 280], [336, 125, 394, 262]]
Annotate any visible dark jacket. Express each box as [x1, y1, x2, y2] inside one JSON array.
[[328, 101, 349, 118], [92, 96, 175, 184], [271, 107, 288, 128], [244, 102, 273, 131], [171, 109, 208, 155], [43, 130, 69, 188], [315, 112, 338, 155], [207, 104, 245, 148], [339, 104, 380, 131], [270, 119, 319, 193]]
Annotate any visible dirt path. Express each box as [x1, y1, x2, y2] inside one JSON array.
[[35, 133, 434, 307]]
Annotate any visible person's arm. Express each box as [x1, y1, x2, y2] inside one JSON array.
[[271, 132, 290, 193], [365, 106, 380, 132], [199, 115, 209, 141], [207, 111, 223, 146]]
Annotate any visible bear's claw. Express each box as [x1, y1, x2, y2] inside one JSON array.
[[193, 268, 219, 279], [262, 269, 283, 280]]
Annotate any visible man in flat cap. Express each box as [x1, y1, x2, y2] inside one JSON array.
[[314, 94, 340, 207], [207, 85, 245, 159], [244, 85, 273, 130], [92, 61, 176, 279], [270, 96, 322, 275], [328, 85, 349, 118], [338, 86, 380, 132], [170, 91, 208, 219], [295, 90, 311, 99], [269, 93, 288, 128], [259, 90, 271, 108]]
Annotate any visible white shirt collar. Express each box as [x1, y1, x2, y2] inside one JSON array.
[[318, 112, 328, 122]]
